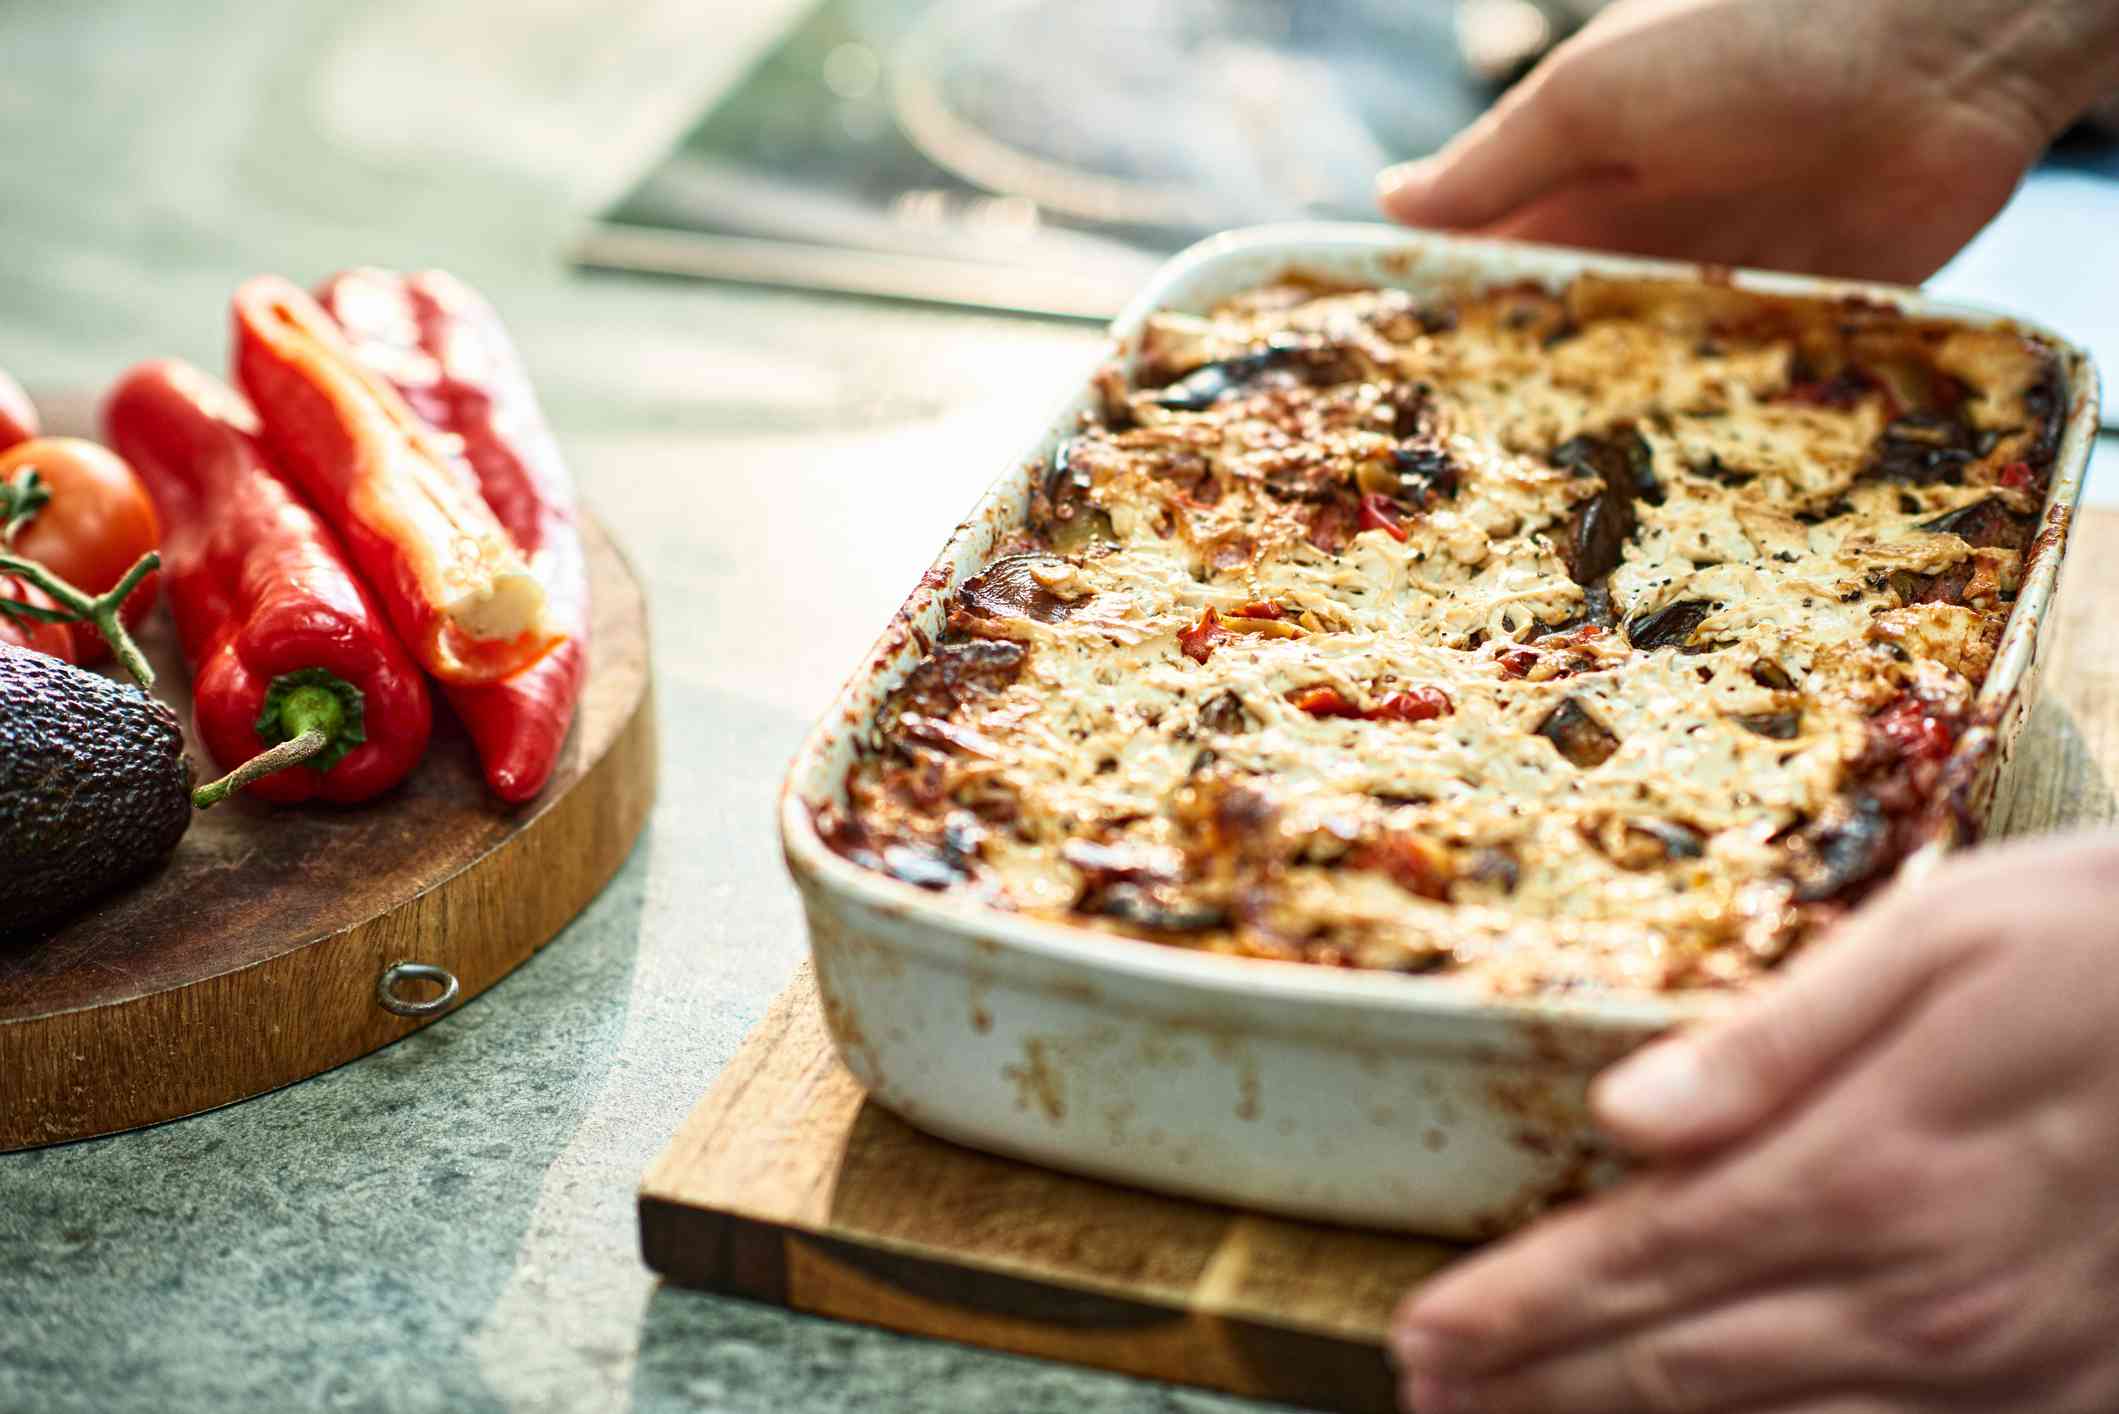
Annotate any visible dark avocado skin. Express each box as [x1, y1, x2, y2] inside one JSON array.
[[1, 644, 193, 937]]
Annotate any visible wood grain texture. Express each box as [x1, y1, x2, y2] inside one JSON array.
[[641, 512, 2119, 1412], [1990, 511, 2119, 837], [0, 516, 655, 1151], [640, 967, 1458, 1413]]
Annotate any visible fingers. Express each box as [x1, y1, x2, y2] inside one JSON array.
[[1376, 61, 1619, 230], [1592, 876, 1987, 1159], [1390, 1160, 1831, 1379], [1398, 1284, 1908, 1414]]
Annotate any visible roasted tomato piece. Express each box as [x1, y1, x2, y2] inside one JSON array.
[[1498, 647, 1539, 679], [1870, 696, 1955, 763], [1292, 685, 1362, 718], [1353, 832, 1453, 901], [1178, 606, 1231, 663], [1306, 500, 1356, 553], [1370, 687, 1452, 722], [1357, 493, 1409, 542]]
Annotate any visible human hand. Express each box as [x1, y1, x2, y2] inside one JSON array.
[[1380, 0, 2119, 283], [1389, 832, 2119, 1412]]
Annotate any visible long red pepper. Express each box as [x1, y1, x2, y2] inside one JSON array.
[[318, 268, 589, 804], [232, 276, 559, 687], [104, 360, 432, 805]]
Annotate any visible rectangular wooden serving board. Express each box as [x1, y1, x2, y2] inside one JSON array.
[[640, 509, 2119, 1412], [641, 965, 1458, 1412]]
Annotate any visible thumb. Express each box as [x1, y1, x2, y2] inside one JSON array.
[[1375, 66, 1608, 230], [1592, 878, 1979, 1157]]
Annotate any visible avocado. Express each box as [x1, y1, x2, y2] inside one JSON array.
[[1, 643, 192, 937]]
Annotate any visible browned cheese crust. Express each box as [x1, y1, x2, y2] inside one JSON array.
[[821, 273, 2065, 995]]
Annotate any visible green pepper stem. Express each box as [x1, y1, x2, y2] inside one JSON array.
[[275, 683, 348, 741], [192, 729, 329, 809], [0, 549, 160, 688]]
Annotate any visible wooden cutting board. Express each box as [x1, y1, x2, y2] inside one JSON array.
[[639, 509, 2119, 1412], [0, 515, 654, 1151], [642, 967, 1458, 1414]]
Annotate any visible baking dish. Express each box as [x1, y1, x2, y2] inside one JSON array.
[[779, 223, 2100, 1236]]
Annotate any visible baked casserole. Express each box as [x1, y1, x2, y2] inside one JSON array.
[[819, 273, 2065, 995]]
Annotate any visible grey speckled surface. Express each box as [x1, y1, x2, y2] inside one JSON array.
[[0, 2, 1295, 1409]]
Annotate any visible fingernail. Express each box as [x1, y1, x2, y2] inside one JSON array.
[[1375, 157, 1441, 210], [1408, 1373, 1469, 1413], [1599, 1038, 1707, 1126]]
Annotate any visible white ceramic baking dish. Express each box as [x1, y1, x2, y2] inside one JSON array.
[[780, 223, 2101, 1237]]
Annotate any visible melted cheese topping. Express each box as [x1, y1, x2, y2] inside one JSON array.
[[836, 276, 2060, 994]]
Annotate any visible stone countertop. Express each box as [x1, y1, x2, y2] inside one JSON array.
[[0, 2, 1281, 1410], [1, 5, 2111, 1412]]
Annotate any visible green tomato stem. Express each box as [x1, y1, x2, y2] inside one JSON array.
[[0, 548, 159, 688]]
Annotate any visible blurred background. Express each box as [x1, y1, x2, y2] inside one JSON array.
[[4, 0, 2116, 371], [586, 0, 2119, 336]]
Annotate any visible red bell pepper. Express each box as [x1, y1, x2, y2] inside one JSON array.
[[317, 268, 589, 804], [104, 360, 432, 805], [232, 276, 559, 687]]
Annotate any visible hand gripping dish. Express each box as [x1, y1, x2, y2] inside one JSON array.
[[780, 225, 2100, 1236]]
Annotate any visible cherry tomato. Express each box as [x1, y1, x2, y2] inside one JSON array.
[[0, 437, 160, 665], [0, 573, 76, 661], [0, 368, 37, 452]]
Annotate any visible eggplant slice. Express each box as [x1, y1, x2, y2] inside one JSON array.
[[958, 555, 1087, 624], [1553, 428, 1658, 583], [1919, 497, 2029, 551], [1536, 697, 1621, 768], [1792, 794, 1891, 902], [1627, 599, 1716, 652]]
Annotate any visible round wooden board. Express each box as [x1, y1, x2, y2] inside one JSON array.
[[0, 516, 655, 1151]]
